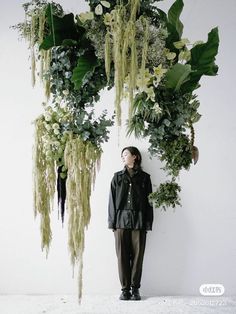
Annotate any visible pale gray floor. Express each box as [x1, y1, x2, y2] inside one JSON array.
[[0, 295, 236, 314]]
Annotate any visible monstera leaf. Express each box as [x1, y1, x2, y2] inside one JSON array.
[[40, 4, 84, 50], [71, 52, 98, 90], [165, 63, 192, 91]]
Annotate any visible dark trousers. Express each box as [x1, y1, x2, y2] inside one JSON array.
[[114, 229, 146, 291]]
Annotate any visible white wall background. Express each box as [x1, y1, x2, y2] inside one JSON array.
[[0, 0, 235, 297]]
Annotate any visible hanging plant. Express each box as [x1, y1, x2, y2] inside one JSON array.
[[64, 134, 102, 301], [33, 114, 56, 255], [127, 0, 219, 208], [149, 179, 181, 211], [103, 0, 168, 124], [13, 0, 219, 303], [12, 0, 63, 96]]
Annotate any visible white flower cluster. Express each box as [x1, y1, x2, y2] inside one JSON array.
[[173, 38, 204, 63], [78, 1, 111, 23], [41, 102, 73, 162], [134, 64, 168, 114]]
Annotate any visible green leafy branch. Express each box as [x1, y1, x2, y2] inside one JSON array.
[[149, 180, 181, 211]]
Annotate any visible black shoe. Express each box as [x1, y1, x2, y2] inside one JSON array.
[[130, 288, 141, 301], [119, 289, 131, 301]]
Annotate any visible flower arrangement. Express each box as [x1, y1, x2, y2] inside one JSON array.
[[13, 0, 219, 302]]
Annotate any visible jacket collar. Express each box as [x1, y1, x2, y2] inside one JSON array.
[[119, 166, 141, 176]]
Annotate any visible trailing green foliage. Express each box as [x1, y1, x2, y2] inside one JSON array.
[[157, 134, 193, 177], [149, 180, 181, 211], [128, 86, 202, 207]]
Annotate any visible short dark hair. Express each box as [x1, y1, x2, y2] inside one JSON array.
[[121, 146, 142, 168]]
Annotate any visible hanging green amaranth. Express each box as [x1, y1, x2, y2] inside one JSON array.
[[105, 0, 147, 125], [22, 2, 52, 96], [64, 134, 102, 303], [33, 116, 56, 256], [30, 13, 36, 86], [41, 49, 52, 99], [105, 30, 111, 82]]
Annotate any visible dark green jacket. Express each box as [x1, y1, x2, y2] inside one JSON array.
[[108, 167, 153, 230]]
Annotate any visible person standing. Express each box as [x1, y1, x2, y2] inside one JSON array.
[[108, 146, 153, 301]]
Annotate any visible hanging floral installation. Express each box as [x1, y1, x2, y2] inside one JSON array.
[[13, 0, 219, 302]]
